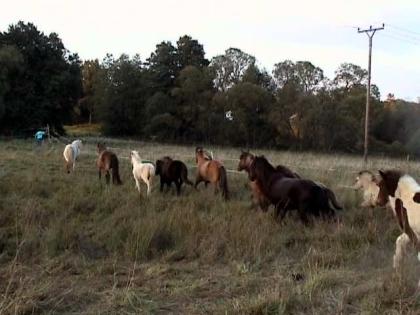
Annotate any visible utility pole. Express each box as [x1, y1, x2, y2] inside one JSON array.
[[358, 24, 384, 163]]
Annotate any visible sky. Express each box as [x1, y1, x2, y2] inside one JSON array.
[[2, 0, 420, 101]]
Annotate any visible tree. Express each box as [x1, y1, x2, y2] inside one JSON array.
[[333, 63, 367, 90], [0, 22, 82, 134], [176, 35, 209, 70], [272, 60, 324, 93], [79, 59, 100, 123], [209, 48, 256, 92], [146, 41, 178, 92]]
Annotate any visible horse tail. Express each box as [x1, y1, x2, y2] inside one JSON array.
[[181, 164, 193, 186], [324, 187, 342, 210], [219, 166, 229, 201], [112, 157, 123, 185]]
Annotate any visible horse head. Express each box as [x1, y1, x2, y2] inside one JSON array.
[[375, 169, 402, 206], [97, 142, 106, 154], [238, 151, 254, 172]]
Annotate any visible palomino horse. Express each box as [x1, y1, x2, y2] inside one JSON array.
[[353, 170, 380, 208], [195, 147, 229, 200], [96, 143, 122, 185], [130, 150, 155, 196], [63, 139, 82, 173], [248, 155, 342, 223], [155, 156, 193, 195], [238, 150, 300, 211], [375, 170, 420, 285]]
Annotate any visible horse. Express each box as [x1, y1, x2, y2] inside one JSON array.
[[155, 156, 193, 195], [353, 170, 380, 208], [130, 150, 155, 196], [195, 147, 229, 200], [248, 155, 342, 224], [375, 170, 420, 282], [238, 150, 300, 211], [63, 139, 82, 173], [96, 142, 122, 185]]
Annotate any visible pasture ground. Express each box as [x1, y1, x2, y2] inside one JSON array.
[[0, 138, 420, 314]]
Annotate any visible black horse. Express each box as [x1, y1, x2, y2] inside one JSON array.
[[248, 155, 342, 223], [155, 156, 193, 195]]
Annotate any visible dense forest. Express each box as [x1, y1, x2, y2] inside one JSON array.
[[1, 22, 420, 155]]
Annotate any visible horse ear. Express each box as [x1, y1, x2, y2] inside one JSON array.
[[378, 170, 385, 178], [413, 193, 420, 203]]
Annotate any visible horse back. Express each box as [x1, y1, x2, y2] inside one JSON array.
[[199, 160, 223, 182]]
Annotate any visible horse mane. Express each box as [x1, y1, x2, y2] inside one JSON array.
[[359, 170, 374, 176], [379, 169, 403, 197]]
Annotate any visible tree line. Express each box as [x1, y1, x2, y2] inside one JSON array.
[[1, 21, 420, 156]]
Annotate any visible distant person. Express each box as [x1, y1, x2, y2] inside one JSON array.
[[35, 130, 46, 145]]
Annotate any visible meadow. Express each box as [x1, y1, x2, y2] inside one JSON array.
[[0, 137, 419, 314]]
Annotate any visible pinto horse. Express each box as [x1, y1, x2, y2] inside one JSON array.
[[195, 147, 229, 200], [375, 170, 420, 283], [96, 143, 122, 185], [63, 139, 82, 173], [248, 155, 342, 223], [238, 151, 300, 211], [156, 156, 193, 195], [130, 150, 155, 196]]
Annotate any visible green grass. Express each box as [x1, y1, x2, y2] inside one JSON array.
[[0, 138, 419, 314]]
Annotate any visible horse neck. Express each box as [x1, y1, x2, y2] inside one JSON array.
[[196, 155, 208, 166]]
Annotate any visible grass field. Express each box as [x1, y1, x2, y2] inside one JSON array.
[[0, 137, 420, 314]]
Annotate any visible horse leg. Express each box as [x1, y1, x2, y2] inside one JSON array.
[[275, 203, 288, 224], [194, 176, 202, 189], [393, 233, 411, 270], [146, 179, 151, 196], [160, 179, 164, 193], [105, 171, 110, 185], [98, 170, 102, 181], [175, 180, 181, 196], [135, 178, 141, 194], [72, 160, 76, 172]]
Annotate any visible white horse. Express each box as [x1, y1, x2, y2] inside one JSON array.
[[353, 170, 380, 208], [376, 170, 420, 287], [130, 150, 155, 196], [63, 139, 82, 173]]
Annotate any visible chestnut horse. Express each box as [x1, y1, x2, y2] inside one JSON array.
[[195, 147, 229, 200], [375, 170, 420, 282], [156, 156, 193, 195], [238, 151, 300, 211], [248, 155, 342, 223], [96, 143, 122, 185]]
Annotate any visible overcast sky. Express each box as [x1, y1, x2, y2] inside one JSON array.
[[2, 0, 420, 100]]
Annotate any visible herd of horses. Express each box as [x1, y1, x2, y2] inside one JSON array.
[[62, 139, 420, 287]]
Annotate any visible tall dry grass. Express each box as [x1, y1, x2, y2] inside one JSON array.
[[0, 138, 419, 314]]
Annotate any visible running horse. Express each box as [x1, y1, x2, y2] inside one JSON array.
[[195, 147, 229, 200], [248, 155, 342, 223], [96, 142, 122, 185], [375, 170, 420, 287], [238, 150, 300, 211]]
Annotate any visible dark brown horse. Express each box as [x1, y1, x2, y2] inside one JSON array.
[[238, 151, 300, 211], [195, 147, 229, 200], [248, 155, 342, 223], [96, 143, 122, 185], [155, 156, 193, 195]]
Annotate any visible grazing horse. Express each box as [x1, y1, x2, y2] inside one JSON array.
[[130, 150, 155, 196], [155, 156, 193, 195], [353, 170, 380, 208], [248, 155, 342, 223], [195, 147, 229, 200], [238, 151, 300, 211], [63, 139, 82, 173], [375, 170, 420, 284], [96, 143, 122, 185]]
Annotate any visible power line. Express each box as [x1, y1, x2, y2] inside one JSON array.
[[381, 33, 420, 46], [387, 24, 420, 37], [357, 24, 384, 164]]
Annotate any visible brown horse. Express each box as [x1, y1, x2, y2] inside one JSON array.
[[248, 155, 342, 223], [238, 150, 300, 211], [195, 147, 229, 200], [156, 156, 193, 195], [96, 143, 122, 185]]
